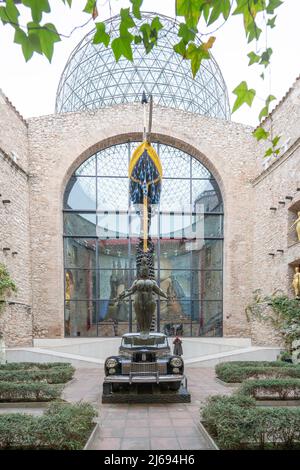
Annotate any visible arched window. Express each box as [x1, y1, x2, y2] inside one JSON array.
[[63, 142, 223, 337]]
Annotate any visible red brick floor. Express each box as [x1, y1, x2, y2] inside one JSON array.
[[63, 366, 233, 450]]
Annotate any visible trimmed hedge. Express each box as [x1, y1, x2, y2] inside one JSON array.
[[0, 367, 74, 384], [0, 381, 62, 402], [0, 362, 73, 371], [216, 363, 300, 383], [202, 395, 300, 449], [238, 378, 300, 400], [0, 402, 97, 449]]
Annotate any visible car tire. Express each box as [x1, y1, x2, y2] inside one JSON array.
[[169, 381, 181, 391]]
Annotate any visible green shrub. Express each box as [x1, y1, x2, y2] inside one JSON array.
[[201, 394, 300, 449], [216, 363, 300, 383], [238, 378, 300, 400], [0, 381, 62, 402], [0, 362, 73, 371], [0, 367, 74, 384], [0, 402, 97, 449]]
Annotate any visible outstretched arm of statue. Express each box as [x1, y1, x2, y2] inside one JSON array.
[[113, 283, 137, 303], [153, 284, 169, 300]]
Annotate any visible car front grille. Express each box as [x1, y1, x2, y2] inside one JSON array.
[[122, 362, 167, 376]]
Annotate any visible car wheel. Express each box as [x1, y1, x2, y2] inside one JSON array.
[[169, 381, 181, 391]]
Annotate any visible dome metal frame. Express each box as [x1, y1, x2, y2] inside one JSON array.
[[56, 11, 230, 120]]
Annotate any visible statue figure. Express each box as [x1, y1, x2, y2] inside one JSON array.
[[290, 212, 300, 241], [292, 266, 300, 298], [114, 257, 169, 335]]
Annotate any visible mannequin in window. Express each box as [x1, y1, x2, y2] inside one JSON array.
[[292, 266, 300, 298], [290, 212, 300, 241]]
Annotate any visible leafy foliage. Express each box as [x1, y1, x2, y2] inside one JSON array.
[[0, 402, 96, 449], [0, 381, 62, 402], [201, 394, 300, 449], [246, 290, 300, 352], [238, 378, 300, 400], [0, 263, 17, 313], [0, 0, 285, 157], [0, 361, 73, 370], [216, 362, 300, 383], [0, 366, 74, 383]]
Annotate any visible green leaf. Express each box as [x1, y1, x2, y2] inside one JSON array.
[[176, 0, 202, 28], [232, 81, 256, 113], [14, 27, 34, 61], [267, 15, 276, 28], [22, 0, 50, 23], [134, 35, 142, 44], [208, 0, 231, 26], [83, 0, 96, 14], [119, 8, 135, 36], [253, 127, 269, 141], [248, 51, 260, 65], [61, 0, 72, 6], [178, 23, 196, 43], [260, 48, 273, 67], [0, 0, 20, 25], [264, 147, 273, 157], [130, 0, 142, 20], [186, 42, 210, 78], [151, 16, 163, 33], [111, 35, 133, 61], [173, 39, 187, 57], [258, 94, 276, 121], [267, 0, 283, 14], [272, 135, 281, 147], [34, 23, 61, 62], [247, 22, 262, 43], [93, 22, 110, 47], [27, 21, 42, 54]]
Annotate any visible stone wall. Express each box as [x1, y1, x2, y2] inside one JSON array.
[[27, 104, 262, 340], [0, 90, 32, 346], [249, 77, 300, 346]]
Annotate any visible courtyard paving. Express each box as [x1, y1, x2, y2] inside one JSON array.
[[62, 366, 233, 450]]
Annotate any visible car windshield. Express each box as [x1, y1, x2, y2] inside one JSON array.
[[122, 336, 168, 348]]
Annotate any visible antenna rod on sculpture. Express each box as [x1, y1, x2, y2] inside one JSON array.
[[148, 94, 153, 143], [142, 91, 148, 142]]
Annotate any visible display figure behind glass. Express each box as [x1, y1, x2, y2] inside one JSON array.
[[290, 212, 300, 242], [292, 266, 300, 298], [114, 257, 169, 335]]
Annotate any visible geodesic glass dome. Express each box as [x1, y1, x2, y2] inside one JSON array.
[[56, 12, 230, 119]]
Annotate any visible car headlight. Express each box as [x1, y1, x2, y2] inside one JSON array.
[[170, 357, 183, 368], [108, 368, 116, 375], [106, 358, 118, 368]]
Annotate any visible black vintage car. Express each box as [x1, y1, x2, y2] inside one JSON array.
[[103, 332, 184, 392]]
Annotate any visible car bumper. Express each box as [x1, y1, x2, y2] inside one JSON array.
[[104, 374, 184, 384]]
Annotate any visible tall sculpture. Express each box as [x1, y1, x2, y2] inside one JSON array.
[[292, 266, 300, 298]]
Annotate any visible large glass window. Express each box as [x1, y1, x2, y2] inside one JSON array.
[[63, 142, 223, 337]]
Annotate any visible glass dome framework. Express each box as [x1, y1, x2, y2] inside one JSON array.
[[56, 12, 230, 119], [63, 141, 224, 338]]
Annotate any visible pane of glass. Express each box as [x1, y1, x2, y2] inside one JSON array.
[[97, 144, 128, 176], [75, 155, 96, 176], [190, 270, 222, 300], [159, 270, 192, 299], [99, 269, 134, 300], [97, 177, 129, 211], [64, 269, 97, 300], [64, 177, 96, 210], [160, 300, 191, 337], [203, 214, 223, 238], [159, 240, 191, 266], [97, 210, 129, 239], [191, 301, 222, 337], [159, 145, 190, 178], [191, 158, 212, 178], [192, 180, 223, 212], [64, 238, 96, 269], [65, 301, 97, 337], [63, 213, 97, 236], [190, 239, 223, 270], [160, 179, 190, 211]]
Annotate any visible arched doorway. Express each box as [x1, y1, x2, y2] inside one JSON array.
[[63, 141, 223, 337]]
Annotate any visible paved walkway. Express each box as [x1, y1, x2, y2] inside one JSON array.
[[63, 367, 233, 450]]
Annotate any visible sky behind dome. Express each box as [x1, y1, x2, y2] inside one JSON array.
[[0, 0, 299, 126]]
